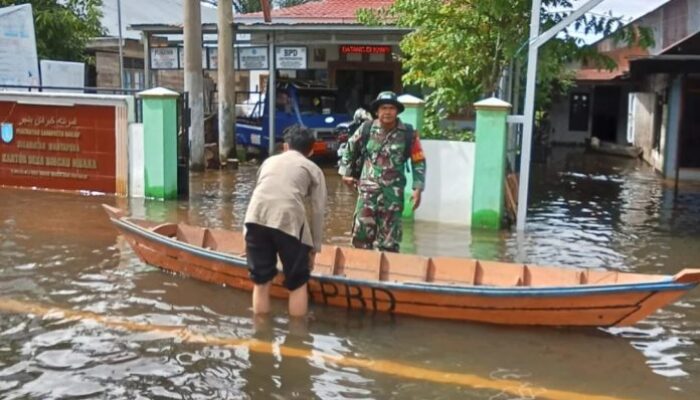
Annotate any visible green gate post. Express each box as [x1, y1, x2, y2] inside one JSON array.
[[139, 87, 180, 200], [398, 94, 425, 219], [472, 97, 511, 229]]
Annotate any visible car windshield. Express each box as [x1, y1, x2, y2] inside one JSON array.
[[296, 89, 343, 115]]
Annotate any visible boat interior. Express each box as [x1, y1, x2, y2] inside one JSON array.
[[130, 218, 669, 288]]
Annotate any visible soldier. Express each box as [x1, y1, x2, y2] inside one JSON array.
[[339, 91, 426, 252]]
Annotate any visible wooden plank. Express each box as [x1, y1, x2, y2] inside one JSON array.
[[431, 257, 477, 285], [381, 252, 429, 282], [477, 260, 524, 286], [337, 247, 382, 281]]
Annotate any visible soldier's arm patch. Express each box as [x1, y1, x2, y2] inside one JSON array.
[[410, 134, 425, 163]]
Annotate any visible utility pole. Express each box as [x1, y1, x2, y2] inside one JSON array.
[[184, 0, 205, 171], [117, 0, 124, 90], [217, 0, 235, 165]]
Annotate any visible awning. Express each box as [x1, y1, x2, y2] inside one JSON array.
[[629, 55, 700, 78], [128, 23, 412, 45]]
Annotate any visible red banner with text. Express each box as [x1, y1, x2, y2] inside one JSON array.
[[0, 102, 117, 193]]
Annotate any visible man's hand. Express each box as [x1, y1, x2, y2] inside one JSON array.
[[308, 250, 316, 271], [412, 189, 422, 211], [342, 176, 358, 189]]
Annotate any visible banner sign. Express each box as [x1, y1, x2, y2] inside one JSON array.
[[0, 101, 117, 192]]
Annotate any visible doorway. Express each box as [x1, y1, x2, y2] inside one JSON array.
[[329, 61, 402, 115], [592, 86, 622, 143], [680, 83, 700, 168], [335, 70, 394, 114]]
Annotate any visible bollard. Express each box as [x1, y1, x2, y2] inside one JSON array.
[[472, 97, 511, 229], [139, 87, 180, 200]]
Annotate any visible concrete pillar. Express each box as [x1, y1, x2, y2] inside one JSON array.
[[139, 87, 179, 200], [217, 0, 235, 165], [184, 0, 205, 171], [472, 97, 511, 229], [398, 94, 425, 219]]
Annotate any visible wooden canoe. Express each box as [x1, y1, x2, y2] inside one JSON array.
[[103, 205, 700, 327]]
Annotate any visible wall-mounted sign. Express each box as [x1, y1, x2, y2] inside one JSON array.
[[276, 46, 307, 70], [0, 101, 117, 192], [238, 47, 268, 70], [340, 45, 392, 55], [150, 47, 179, 70], [208, 47, 218, 70], [176, 47, 209, 69]]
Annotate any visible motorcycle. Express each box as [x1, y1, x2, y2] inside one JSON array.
[[334, 107, 372, 160]]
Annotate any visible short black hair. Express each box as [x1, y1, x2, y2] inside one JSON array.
[[283, 124, 315, 154]]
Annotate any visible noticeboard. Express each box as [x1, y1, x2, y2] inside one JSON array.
[[275, 47, 307, 70], [150, 47, 179, 70], [238, 47, 269, 70]]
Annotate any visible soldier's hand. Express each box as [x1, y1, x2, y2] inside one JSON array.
[[342, 176, 358, 189], [412, 189, 422, 211]]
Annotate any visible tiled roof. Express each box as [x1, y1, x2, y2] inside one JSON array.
[[576, 46, 649, 81], [239, 0, 395, 23]]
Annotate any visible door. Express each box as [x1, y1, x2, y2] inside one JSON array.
[[592, 86, 622, 143], [680, 83, 700, 168]]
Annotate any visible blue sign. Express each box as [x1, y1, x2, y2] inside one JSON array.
[[1, 123, 13, 144]]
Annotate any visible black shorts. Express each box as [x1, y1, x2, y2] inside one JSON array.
[[245, 223, 312, 291]]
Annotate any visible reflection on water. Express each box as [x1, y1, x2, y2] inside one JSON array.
[[1, 147, 700, 398]]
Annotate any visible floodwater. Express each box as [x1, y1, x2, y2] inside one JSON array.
[[1, 147, 700, 399]]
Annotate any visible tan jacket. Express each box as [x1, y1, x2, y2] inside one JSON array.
[[244, 150, 327, 252]]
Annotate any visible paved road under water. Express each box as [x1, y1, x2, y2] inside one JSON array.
[[1, 147, 700, 399]]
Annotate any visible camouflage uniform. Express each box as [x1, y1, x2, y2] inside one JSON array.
[[339, 119, 426, 252]]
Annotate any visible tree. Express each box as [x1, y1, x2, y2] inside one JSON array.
[[0, 0, 104, 63], [358, 0, 652, 138], [276, 0, 312, 7]]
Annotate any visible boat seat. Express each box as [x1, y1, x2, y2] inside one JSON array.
[[476, 260, 525, 287], [204, 228, 246, 255], [177, 224, 207, 247], [523, 265, 583, 287], [336, 247, 382, 281], [313, 246, 339, 276], [430, 257, 478, 285], [151, 223, 178, 237], [381, 252, 429, 282]]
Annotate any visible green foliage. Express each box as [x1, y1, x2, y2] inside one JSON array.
[[358, 0, 653, 139], [275, 0, 312, 7], [0, 0, 104, 63], [232, 0, 262, 13]]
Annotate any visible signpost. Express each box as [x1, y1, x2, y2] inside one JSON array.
[[516, 0, 605, 231]]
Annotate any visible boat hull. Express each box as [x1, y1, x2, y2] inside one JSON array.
[[110, 215, 697, 327]]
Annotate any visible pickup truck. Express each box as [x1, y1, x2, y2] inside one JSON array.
[[235, 80, 351, 158]]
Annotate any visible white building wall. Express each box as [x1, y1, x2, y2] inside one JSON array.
[[414, 140, 475, 226]]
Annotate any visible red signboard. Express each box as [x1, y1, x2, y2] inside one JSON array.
[[0, 101, 117, 193], [340, 45, 392, 55]]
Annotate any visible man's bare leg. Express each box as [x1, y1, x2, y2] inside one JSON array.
[[288, 283, 308, 317], [252, 282, 271, 314]]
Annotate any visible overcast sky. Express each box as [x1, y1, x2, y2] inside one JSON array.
[[588, 0, 669, 21], [565, 0, 670, 43]]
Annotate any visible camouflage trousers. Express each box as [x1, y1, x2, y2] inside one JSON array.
[[351, 185, 404, 253]]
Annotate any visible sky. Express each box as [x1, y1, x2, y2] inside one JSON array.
[[589, 0, 669, 21], [564, 0, 671, 43]]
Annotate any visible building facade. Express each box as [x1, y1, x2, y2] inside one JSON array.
[[550, 0, 700, 181]]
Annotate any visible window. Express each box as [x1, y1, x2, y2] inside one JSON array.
[[569, 92, 590, 131]]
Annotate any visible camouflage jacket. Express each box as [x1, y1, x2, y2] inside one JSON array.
[[339, 119, 426, 192]]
